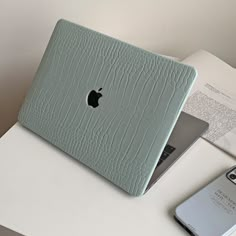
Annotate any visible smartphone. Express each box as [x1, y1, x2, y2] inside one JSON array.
[[175, 166, 236, 236]]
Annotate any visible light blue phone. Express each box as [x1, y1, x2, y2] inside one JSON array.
[[175, 166, 236, 236]]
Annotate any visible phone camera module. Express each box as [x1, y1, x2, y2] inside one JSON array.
[[229, 174, 236, 180]]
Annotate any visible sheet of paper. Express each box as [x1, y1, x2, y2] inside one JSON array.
[[182, 50, 236, 157]]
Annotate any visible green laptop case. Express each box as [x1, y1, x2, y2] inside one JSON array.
[[18, 19, 197, 196]]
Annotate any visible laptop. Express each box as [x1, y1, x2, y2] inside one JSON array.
[[18, 19, 208, 196]]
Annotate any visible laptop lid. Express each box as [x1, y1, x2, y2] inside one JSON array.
[[18, 19, 197, 196]]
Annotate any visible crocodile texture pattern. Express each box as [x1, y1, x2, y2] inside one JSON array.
[[18, 19, 197, 196]]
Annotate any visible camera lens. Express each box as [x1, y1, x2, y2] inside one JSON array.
[[229, 174, 236, 180]]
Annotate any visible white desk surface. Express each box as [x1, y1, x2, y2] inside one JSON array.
[[0, 123, 235, 236]]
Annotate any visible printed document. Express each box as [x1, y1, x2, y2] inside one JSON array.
[[182, 51, 236, 157]]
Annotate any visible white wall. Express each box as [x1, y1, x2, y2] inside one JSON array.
[[0, 0, 236, 136]]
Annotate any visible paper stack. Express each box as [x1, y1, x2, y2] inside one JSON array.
[[182, 50, 236, 157]]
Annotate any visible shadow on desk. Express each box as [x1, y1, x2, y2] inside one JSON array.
[[0, 225, 24, 236]]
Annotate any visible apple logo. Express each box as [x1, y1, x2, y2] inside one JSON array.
[[87, 88, 103, 108]]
